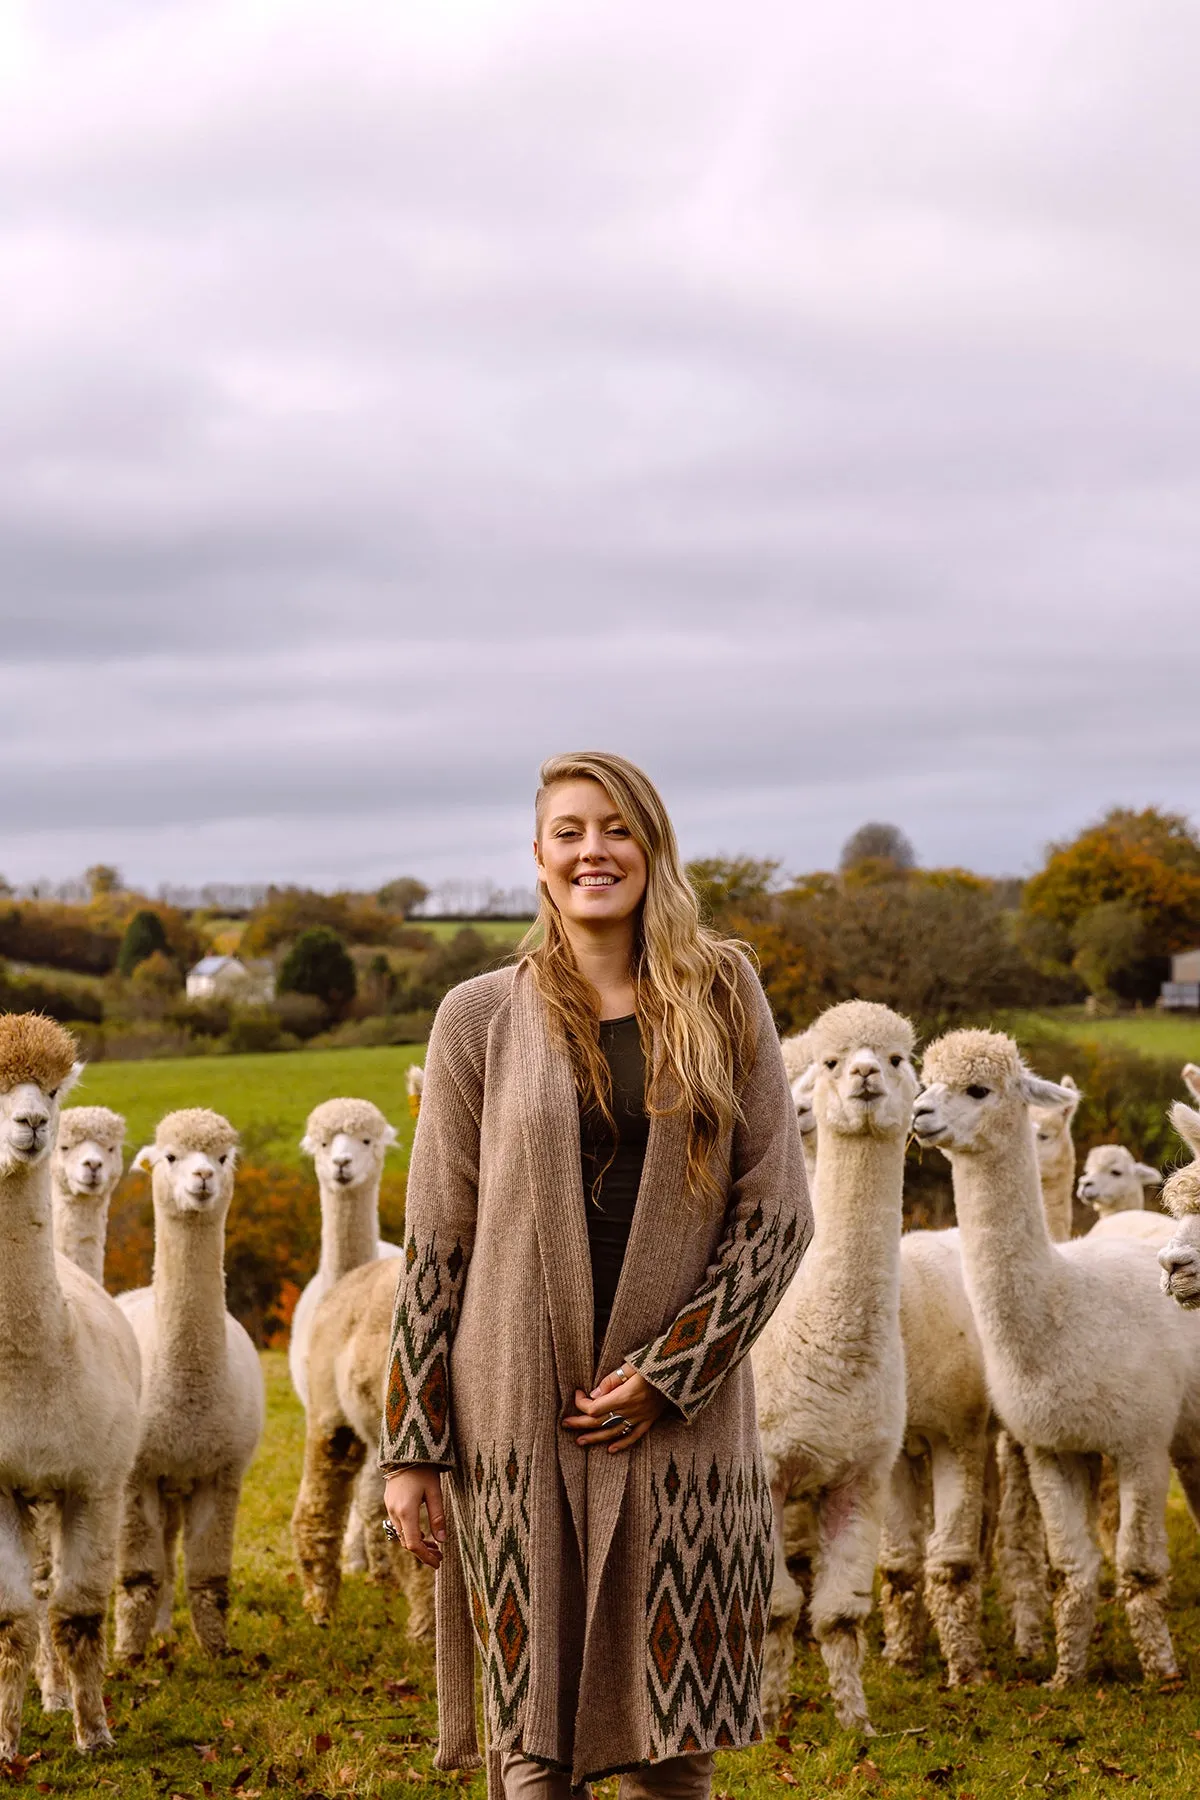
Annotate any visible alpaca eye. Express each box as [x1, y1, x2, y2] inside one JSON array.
[[165, 1153, 177, 1164], [966, 1085, 990, 1100], [890, 1055, 903, 1068], [362, 1138, 370, 1145], [47, 1088, 58, 1100], [825, 1058, 838, 1070], [218, 1154, 227, 1165]]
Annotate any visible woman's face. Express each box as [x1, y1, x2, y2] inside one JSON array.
[[534, 778, 648, 931]]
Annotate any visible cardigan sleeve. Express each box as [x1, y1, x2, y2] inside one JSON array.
[[379, 983, 485, 1472], [625, 962, 813, 1423]]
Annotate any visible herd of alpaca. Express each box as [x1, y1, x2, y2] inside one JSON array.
[[2, 999, 1199, 1762]]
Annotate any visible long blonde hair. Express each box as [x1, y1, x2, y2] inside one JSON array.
[[522, 750, 754, 1205]]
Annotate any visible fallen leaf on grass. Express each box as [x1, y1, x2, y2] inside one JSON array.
[[855, 1758, 883, 1783], [314, 1733, 333, 1754], [384, 1678, 419, 1702]]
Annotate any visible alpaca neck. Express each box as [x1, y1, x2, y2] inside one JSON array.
[[152, 1208, 229, 1378], [0, 1160, 68, 1357], [319, 1174, 381, 1282], [1039, 1151, 1075, 1243], [795, 1127, 905, 1341], [50, 1171, 110, 1285], [951, 1121, 1060, 1350]]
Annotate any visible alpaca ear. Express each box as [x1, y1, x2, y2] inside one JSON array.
[[791, 1064, 818, 1100], [1182, 1064, 1200, 1103], [1134, 1162, 1161, 1187], [59, 1062, 85, 1101], [1170, 1101, 1200, 1158], [131, 1144, 158, 1173], [382, 1122, 399, 1149], [299, 1131, 316, 1156], [1020, 1072, 1079, 1110]]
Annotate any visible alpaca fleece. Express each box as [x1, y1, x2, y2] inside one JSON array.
[[153, 1108, 239, 1157], [303, 1096, 391, 1142], [380, 956, 811, 1792], [0, 1015, 77, 1094], [56, 1107, 125, 1153]]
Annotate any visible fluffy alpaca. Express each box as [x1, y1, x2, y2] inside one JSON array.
[[0, 1017, 141, 1756], [290, 1256, 433, 1641], [1077, 1144, 1161, 1221], [914, 1030, 1200, 1687], [115, 1110, 265, 1658], [1182, 1064, 1200, 1105], [754, 1000, 917, 1732], [406, 1062, 424, 1117], [1158, 1102, 1200, 1310], [49, 1105, 125, 1285], [1031, 1075, 1080, 1243], [781, 1030, 817, 1179], [288, 1098, 400, 1406]]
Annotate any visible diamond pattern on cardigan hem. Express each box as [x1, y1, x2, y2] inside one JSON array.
[[454, 1442, 533, 1734], [644, 1453, 773, 1757]]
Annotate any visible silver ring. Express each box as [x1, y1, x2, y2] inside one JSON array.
[[620, 1422, 633, 1438], [382, 1518, 401, 1543], [602, 1412, 630, 1431]]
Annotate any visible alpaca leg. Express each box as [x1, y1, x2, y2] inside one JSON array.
[[182, 1471, 242, 1655], [341, 1483, 369, 1576], [114, 1479, 166, 1662], [291, 1420, 365, 1627], [995, 1433, 1049, 1659], [809, 1467, 888, 1734], [32, 1505, 69, 1714], [52, 1487, 123, 1752], [155, 1493, 183, 1639], [1094, 1458, 1121, 1567], [1024, 1449, 1100, 1689], [924, 1435, 986, 1687], [879, 1450, 929, 1672], [1115, 1452, 1176, 1681], [0, 1496, 37, 1760], [759, 1481, 805, 1729]]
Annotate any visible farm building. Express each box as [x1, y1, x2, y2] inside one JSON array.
[[1160, 948, 1200, 1010], [186, 954, 274, 1004]]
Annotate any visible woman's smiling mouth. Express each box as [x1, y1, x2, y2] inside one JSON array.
[[574, 873, 619, 887]]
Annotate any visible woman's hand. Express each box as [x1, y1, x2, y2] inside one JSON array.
[[384, 1467, 446, 1570], [562, 1363, 669, 1454]]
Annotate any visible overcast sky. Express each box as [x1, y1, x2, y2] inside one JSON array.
[[2, 0, 1197, 894]]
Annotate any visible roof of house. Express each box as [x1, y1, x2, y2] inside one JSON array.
[[189, 954, 244, 978]]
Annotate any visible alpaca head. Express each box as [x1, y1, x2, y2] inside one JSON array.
[[53, 1106, 126, 1199], [1076, 1143, 1160, 1217], [790, 1072, 817, 1145], [913, 1029, 1075, 1157], [1182, 1064, 1200, 1105], [794, 1000, 918, 1139], [406, 1064, 424, 1119], [0, 1015, 82, 1174], [782, 1030, 817, 1142], [133, 1109, 239, 1218], [1158, 1102, 1200, 1307], [300, 1097, 397, 1192], [1030, 1074, 1080, 1176]]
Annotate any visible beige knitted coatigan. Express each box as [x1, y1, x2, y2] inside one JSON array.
[[380, 956, 811, 1792]]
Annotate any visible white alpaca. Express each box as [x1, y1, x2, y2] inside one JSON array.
[[288, 1098, 400, 1406], [1182, 1064, 1200, 1105], [1077, 1144, 1161, 1220], [781, 1031, 818, 1181], [115, 1110, 265, 1658], [290, 1255, 434, 1641], [754, 1000, 917, 1733], [49, 1106, 125, 1285], [1030, 1075, 1080, 1243], [1158, 1102, 1200, 1311], [0, 1016, 141, 1757], [913, 1030, 1200, 1686]]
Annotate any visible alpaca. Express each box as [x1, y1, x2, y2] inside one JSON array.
[[0, 1016, 141, 1757], [1182, 1064, 1200, 1105], [781, 1032, 818, 1180], [115, 1110, 265, 1658], [406, 1062, 424, 1117], [1077, 1145, 1161, 1221], [288, 1098, 400, 1406], [1031, 1075, 1080, 1243], [913, 1030, 1200, 1687], [34, 1104, 126, 1712], [753, 1000, 917, 1732], [290, 1256, 434, 1641], [1158, 1102, 1200, 1310]]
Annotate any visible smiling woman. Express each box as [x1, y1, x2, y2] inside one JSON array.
[[380, 749, 812, 1800]]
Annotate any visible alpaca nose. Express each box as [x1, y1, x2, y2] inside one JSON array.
[[15, 1109, 48, 1131], [334, 1155, 352, 1174], [848, 1052, 881, 1080], [1159, 1245, 1197, 1277], [83, 1156, 102, 1173]]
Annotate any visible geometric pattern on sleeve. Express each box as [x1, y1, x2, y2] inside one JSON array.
[[645, 1451, 773, 1756], [379, 1230, 468, 1468], [628, 1198, 809, 1421]]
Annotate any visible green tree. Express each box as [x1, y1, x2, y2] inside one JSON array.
[[840, 822, 917, 873], [376, 877, 429, 918], [86, 864, 122, 898], [117, 908, 170, 977], [686, 857, 781, 927], [277, 926, 357, 1015]]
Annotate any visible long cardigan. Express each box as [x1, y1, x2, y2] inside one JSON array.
[[379, 955, 812, 1791]]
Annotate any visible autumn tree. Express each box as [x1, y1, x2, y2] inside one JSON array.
[[686, 857, 781, 928], [840, 822, 917, 874], [376, 877, 429, 918], [117, 909, 170, 977]]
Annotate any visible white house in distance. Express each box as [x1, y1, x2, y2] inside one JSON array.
[[186, 954, 274, 1004], [1160, 948, 1200, 1012]]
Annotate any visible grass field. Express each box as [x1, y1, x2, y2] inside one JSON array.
[[72, 1045, 426, 1167], [415, 920, 530, 948], [1033, 1012, 1200, 1062], [15, 1353, 1200, 1797]]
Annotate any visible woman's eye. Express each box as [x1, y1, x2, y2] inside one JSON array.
[[966, 1085, 990, 1100]]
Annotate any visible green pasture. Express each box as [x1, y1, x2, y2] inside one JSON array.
[[19, 1354, 1200, 1797], [416, 918, 530, 947], [1035, 1011, 1200, 1061], [73, 1044, 426, 1167]]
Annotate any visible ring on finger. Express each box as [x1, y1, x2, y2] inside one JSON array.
[[601, 1412, 630, 1431], [620, 1422, 633, 1438], [382, 1518, 401, 1543]]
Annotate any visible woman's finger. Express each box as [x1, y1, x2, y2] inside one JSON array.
[[423, 1480, 447, 1545], [607, 1417, 652, 1454]]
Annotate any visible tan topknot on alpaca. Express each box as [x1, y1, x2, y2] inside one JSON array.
[[920, 1028, 1023, 1091], [1161, 1102, 1200, 1218], [56, 1106, 125, 1153], [302, 1096, 392, 1145], [807, 999, 916, 1063], [0, 1014, 78, 1094], [153, 1108, 240, 1159]]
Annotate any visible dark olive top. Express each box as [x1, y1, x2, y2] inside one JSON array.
[[579, 1014, 650, 1348]]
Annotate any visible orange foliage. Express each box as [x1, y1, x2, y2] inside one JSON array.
[[1023, 807, 1200, 952]]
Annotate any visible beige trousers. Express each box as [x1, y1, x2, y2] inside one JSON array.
[[500, 1749, 714, 1799]]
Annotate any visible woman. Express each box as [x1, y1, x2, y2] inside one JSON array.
[[381, 751, 811, 1799]]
